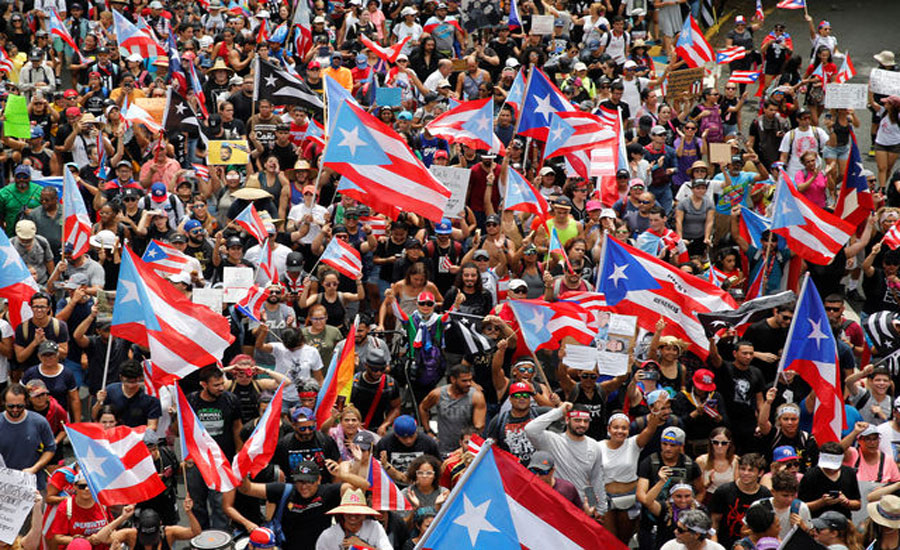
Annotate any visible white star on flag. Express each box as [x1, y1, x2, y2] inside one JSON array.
[[0, 244, 16, 268], [119, 279, 140, 304], [175, 102, 187, 115], [525, 308, 546, 333], [608, 264, 629, 287], [549, 124, 566, 142], [83, 444, 109, 472], [532, 94, 555, 121], [471, 113, 490, 133], [806, 318, 829, 349], [338, 127, 366, 156], [453, 495, 499, 546], [264, 75, 277, 87]]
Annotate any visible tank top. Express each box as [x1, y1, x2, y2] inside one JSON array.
[[833, 118, 851, 147], [437, 386, 474, 455], [229, 380, 261, 424], [317, 292, 346, 328], [290, 183, 304, 207], [706, 461, 736, 494], [398, 289, 419, 316], [546, 218, 579, 247], [462, 71, 485, 100], [520, 267, 545, 299]]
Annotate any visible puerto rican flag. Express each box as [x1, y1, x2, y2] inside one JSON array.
[[716, 46, 748, 64], [140, 360, 171, 398], [548, 227, 573, 273], [304, 118, 326, 148], [176, 385, 240, 491], [291, 0, 313, 57], [186, 62, 209, 119], [506, 299, 596, 352], [113, 9, 165, 58], [558, 291, 606, 312], [0, 230, 39, 329], [359, 216, 387, 237], [233, 382, 285, 478], [675, 15, 714, 68], [236, 284, 271, 323], [360, 34, 410, 64], [508, 0, 521, 29], [321, 236, 363, 279], [755, 0, 765, 20], [233, 203, 269, 243], [426, 97, 496, 151], [543, 111, 615, 159], [419, 442, 626, 550], [64, 423, 165, 506], [192, 163, 210, 182], [0, 45, 14, 73], [884, 220, 900, 250], [503, 166, 550, 223], [258, 238, 278, 283], [776, 276, 844, 443], [111, 247, 234, 380], [503, 69, 525, 115], [777, 0, 805, 8], [516, 68, 575, 140], [141, 239, 191, 277], [336, 177, 403, 220], [62, 169, 92, 260], [770, 170, 854, 265], [729, 70, 761, 84], [368, 458, 413, 511], [834, 53, 856, 83], [323, 100, 450, 222], [50, 9, 86, 63], [834, 131, 874, 227]]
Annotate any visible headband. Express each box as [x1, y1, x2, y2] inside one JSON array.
[[607, 413, 630, 426], [669, 483, 693, 496], [568, 410, 591, 420], [776, 404, 800, 418], [877, 502, 900, 522], [298, 391, 317, 398]]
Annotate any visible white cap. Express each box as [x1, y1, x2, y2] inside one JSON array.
[[127, 53, 143, 63], [506, 58, 520, 68], [508, 278, 528, 291], [539, 166, 555, 176], [199, 36, 214, 48], [255, 9, 270, 18], [148, 0, 164, 8], [168, 271, 192, 286], [818, 453, 843, 470], [396, 53, 408, 61], [89, 229, 118, 250], [401, 5, 417, 15], [313, 15, 326, 23], [600, 208, 617, 219], [573, 62, 587, 72], [623, 60, 638, 69]]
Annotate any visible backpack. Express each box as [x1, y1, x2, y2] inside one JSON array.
[[20, 318, 61, 342], [263, 484, 294, 546], [786, 127, 825, 159], [649, 452, 694, 500], [413, 340, 446, 387]]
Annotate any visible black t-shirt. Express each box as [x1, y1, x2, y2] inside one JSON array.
[[186, 390, 242, 459], [350, 373, 400, 430], [262, 142, 299, 173], [715, 362, 766, 435], [83, 336, 131, 394], [759, 429, 819, 472], [709, 482, 772, 549], [14, 318, 69, 370], [374, 238, 408, 282], [373, 432, 441, 478], [484, 406, 549, 463], [636, 453, 701, 493], [264, 482, 342, 550], [743, 319, 789, 380], [798, 466, 861, 518], [104, 382, 162, 428], [274, 432, 341, 483]]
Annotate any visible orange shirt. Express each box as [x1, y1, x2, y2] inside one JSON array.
[[323, 67, 353, 91]]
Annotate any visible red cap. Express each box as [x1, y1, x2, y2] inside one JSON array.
[[692, 369, 716, 392], [509, 382, 534, 396], [88, 70, 101, 78], [63, 89, 78, 98], [308, 60, 321, 70], [417, 291, 435, 303], [434, 150, 448, 159], [302, 184, 317, 195], [65, 106, 81, 117]]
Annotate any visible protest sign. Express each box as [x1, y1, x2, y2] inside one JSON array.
[[824, 83, 868, 109], [0, 468, 36, 544], [562, 314, 637, 376], [223, 266, 254, 303], [3, 95, 30, 139], [531, 15, 555, 35], [870, 68, 900, 96], [665, 67, 706, 98], [709, 143, 732, 166], [193, 288, 224, 313], [430, 165, 470, 219], [208, 140, 250, 165]]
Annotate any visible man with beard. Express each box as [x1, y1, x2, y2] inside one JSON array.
[[419, 364, 486, 456], [0, 384, 56, 489], [182, 219, 215, 279], [525, 402, 607, 509], [250, 283, 296, 369], [485, 382, 550, 464], [332, 314, 386, 373], [247, 99, 284, 152], [0, 164, 41, 235], [274, 406, 340, 483], [185, 366, 243, 529], [349, 348, 401, 436]]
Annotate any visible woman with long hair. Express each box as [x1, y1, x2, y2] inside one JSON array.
[[804, 45, 837, 125], [812, 511, 862, 550], [873, 96, 900, 188], [863, 494, 900, 550], [379, 262, 442, 322], [302, 269, 364, 329], [408, 36, 444, 82], [823, 108, 860, 192], [694, 427, 738, 504]]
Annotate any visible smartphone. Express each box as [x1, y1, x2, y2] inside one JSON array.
[[336, 395, 346, 411], [828, 490, 840, 498], [584, 486, 598, 510]]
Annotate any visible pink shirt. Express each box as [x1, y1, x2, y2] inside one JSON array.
[[798, 169, 828, 209], [140, 158, 182, 191], [843, 447, 900, 483]]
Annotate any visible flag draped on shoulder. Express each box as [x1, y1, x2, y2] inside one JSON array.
[[176, 385, 240, 491], [64, 423, 165, 506], [322, 100, 450, 222], [675, 15, 714, 68], [62, 169, 92, 259]]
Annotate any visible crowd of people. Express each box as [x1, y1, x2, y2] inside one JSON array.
[[2, 0, 900, 550]]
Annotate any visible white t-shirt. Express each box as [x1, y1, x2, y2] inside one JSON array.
[[876, 107, 900, 147], [622, 77, 650, 121], [599, 435, 642, 483], [245, 243, 292, 286], [0, 319, 12, 383], [392, 22, 423, 55], [287, 203, 329, 245], [811, 35, 838, 55], [876, 420, 900, 462], [778, 126, 829, 177], [660, 541, 726, 550], [271, 343, 324, 402]]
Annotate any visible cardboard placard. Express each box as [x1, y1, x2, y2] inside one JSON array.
[[870, 68, 900, 97], [375, 87, 402, 108], [134, 98, 166, 124], [96, 290, 115, 320], [193, 288, 224, 313], [223, 266, 255, 303], [562, 314, 637, 377], [530, 14, 555, 35], [429, 165, 471, 219], [0, 467, 36, 544], [709, 142, 733, 166], [824, 83, 868, 109], [208, 140, 250, 165], [450, 58, 468, 72], [665, 67, 706, 98]]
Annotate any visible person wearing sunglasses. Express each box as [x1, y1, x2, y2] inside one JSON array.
[[349, 348, 401, 436], [492, 346, 555, 409], [556, 350, 622, 441], [49, 472, 136, 550], [0, 384, 57, 489], [662, 509, 720, 550]]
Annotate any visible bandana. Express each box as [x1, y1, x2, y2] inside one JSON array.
[[567, 410, 591, 420]]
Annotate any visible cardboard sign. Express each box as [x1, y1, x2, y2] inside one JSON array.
[[530, 14, 555, 35], [709, 142, 733, 166], [223, 266, 255, 303], [870, 68, 900, 96], [375, 87, 402, 108], [208, 140, 250, 165], [0, 467, 36, 544], [665, 67, 706, 98], [824, 83, 869, 109], [193, 288, 224, 313], [562, 314, 637, 377], [134, 98, 166, 124], [430, 165, 471, 219]]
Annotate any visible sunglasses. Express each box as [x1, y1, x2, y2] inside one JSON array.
[[485, 222, 499, 227], [675, 526, 689, 534], [6, 403, 24, 410], [517, 366, 535, 373], [294, 425, 315, 431], [824, 307, 841, 312], [123, 196, 138, 202], [711, 440, 730, 446], [580, 373, 598, 379], [75, 483, 89, 490], [782, 460, 800, 467], [418, 301, 435, 307], [639, 200, 652, 205], [511, 392, 532, 399], [345, 214, 359, 219]]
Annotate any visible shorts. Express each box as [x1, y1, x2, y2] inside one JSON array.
[[875, 142, 900, 154], [824, 143, 850, 160]]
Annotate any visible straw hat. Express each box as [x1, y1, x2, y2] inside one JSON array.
[[869, 495, 900, 529], [658, 335, 688, 350], [206, 58, 234, 75], [80, 113, 99, 124], [231, 187, 273, 201], [326, 489, 379, 516]]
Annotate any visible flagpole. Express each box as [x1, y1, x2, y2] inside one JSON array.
[[100, 331, 114, 390], [595, 232, 609, 289], [774, 273, 809, 381], [759, 242, 773, 296], [414, 439, 495, 550]]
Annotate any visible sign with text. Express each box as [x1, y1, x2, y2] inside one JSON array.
[[870, 68, 900, 96], [824, 83, 868, 109], [0, 468, 36, 544], [562, 314, 638, 376], [193, 288, 224, 313], [530, 15, 555, 35], [430, 165, 471, 219], [665, 67, 706, 98], [223, 266, 254, 303]]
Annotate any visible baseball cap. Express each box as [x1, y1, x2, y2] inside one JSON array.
[[586, 200, 603, 212], [225, 236, 243, 249], [169, 233, 187, 244], [352, 431, 377, 450], [435, 219, 453, 235], [573, 61, 587, 72], [393, 415, 417, 437], [650, 125, 667, 136], [291, 461, 321, 482], [528, 451, 555, 474], [771, 445, 798, 463], [811, 511, 848, 531], [184, 219, 202, 232], [692, 369, 716, 392], [508, 278, 528, 292], [247, 527, 277, 549], [150, 182, 167, 202], [31, 126, 44, 139], [149, 0, 164, 8], [26, 379, 48, 397], [68, 540, 91, 550], [14, 164, 31, 178], [859, 425, 880, 438], [473, 249, 490, 261], [617, 168, 631, 179], [308, 60, 321, 70], [15, 219, 36, 240], [137, 509, 162, 547], [63, 89, 78, 98], [434, 150, 448, 159], [552, 195, 572, 209], [286, 251, 304, 272], [397, 111, 413, 121], [38, 340, 59, 356], [290, 406, 314, 422], [485, 213, 501, 225], [508, 381, 534, 396], [356, 53, 368, 67], [539, 166, 555, 176], [734, 15, 746, 24], [660, 426, 685, 446], [404, 238, 422, 250], [65, 106, 81, 117], [623, 59, 638, 70]]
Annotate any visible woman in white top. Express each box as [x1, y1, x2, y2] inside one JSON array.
[[872, 96, 900, 188], [600, 410, 663, 543], [694, 427, 738, 505]]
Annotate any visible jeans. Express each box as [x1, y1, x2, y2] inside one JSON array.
[[648, 184, 674, 214], [186, 464, 228, 530]]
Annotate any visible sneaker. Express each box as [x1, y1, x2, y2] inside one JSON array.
[[869, 147, 876, 157]]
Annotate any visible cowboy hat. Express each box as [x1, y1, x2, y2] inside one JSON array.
[[230, 187, 273, 201], [206, 58, 234, 75], [870, 495, 900, 529], [326, 489, 379, 516]]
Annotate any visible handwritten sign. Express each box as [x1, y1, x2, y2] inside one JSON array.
[[0, 468, 36, 544], [562, 314, 637, 376], [870, 68, 900, 96], [665, 67, 706, 98], [193, 288, 224, 313], [530, 15, 555, 35], [430, 165, 471, 219], [208, 140, 250, 165], [223, 266, 254, 303], [824, 83, 868, 109]]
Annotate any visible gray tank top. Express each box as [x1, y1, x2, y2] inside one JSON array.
[[437, 385, 474, 455]]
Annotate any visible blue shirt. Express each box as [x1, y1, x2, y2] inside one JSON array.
[[748, 244, 791, 295], [712, 171, 756, 214], [104, 382, 162, 428], [0, 411, 56, 489]]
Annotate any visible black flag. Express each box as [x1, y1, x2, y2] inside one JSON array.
[[162, 87, 204, 140], [697, 290, 796, 338], [253, 58, 324, 112]]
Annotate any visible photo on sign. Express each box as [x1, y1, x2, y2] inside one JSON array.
[[208, 140, 251, 165]]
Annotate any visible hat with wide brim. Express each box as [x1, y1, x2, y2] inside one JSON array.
[[231, 188, 273, 201], [874, 50, 896, 67], [325, 489, 379, 516], [870, 495, 900, 529], [206, 58, 234, 75]]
